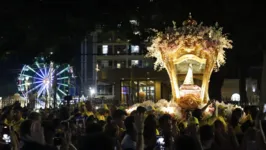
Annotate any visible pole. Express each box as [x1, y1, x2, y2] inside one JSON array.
[[53, 68, 57, 109], [260, 51, 266, 105]]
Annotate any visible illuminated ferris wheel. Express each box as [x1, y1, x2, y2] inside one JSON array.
[[17, 57, 75, 107]]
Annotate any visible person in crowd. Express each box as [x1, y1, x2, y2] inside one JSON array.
[[143, 114, 157, 150], [113, 109, 127, 136], [28, 111, 41, 121], [121, 116, 136, 150], [12, 107, 24, 134], [2, 99, 266, 150], [230, 108, 244, 143], [216, 105, 228, 129], [200, 125, 214, 150], [85, 101, 95, 117], [3, 109, 13, 126], [104, 116, 122, 150], [159, 114, 174, 149], [20, 119, 57, 150]]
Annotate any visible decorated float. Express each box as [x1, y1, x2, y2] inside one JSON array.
[[126, 14, 238, 118]]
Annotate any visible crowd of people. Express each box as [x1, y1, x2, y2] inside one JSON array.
[[0, 100, 265, 150]]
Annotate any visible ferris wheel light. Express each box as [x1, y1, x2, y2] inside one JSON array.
[[18, 57, 75, 108]]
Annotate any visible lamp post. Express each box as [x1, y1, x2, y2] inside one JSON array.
[[89, 87, 95, 101]]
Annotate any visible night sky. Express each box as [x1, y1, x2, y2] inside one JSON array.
[[0, 0, 265, 96]]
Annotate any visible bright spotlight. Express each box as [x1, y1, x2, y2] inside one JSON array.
[[231, 93, 240, 102]]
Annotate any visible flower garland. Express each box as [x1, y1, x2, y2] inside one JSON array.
[[146, 20, 233, 71]]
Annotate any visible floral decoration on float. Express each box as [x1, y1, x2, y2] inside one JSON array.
[[145, 13, 232, 109], [125, 13, 240, 119]]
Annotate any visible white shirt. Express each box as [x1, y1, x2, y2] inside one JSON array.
[[121, 134, 136, 150]]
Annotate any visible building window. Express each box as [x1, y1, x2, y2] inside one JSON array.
[[143, 60, 153, 68], [97, 85, 113, 95], [139, 81, 155, 101], [121, 81, 130, 104], [131, 60, 139, 66], [102, 45, 108, 54], [117, 63, 121, 69], [114, 45, 127, 55], [131, 45, 139, 53], [121, 80, 155, 104], [101, 60, 109, 68], [115, 60, 126, 68]]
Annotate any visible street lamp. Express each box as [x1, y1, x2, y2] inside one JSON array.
[[89, 87, 96, 101], [90, 88, 95, 96]]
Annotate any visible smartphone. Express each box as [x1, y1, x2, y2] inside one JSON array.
[[156, 136, 165, 150], [1, 126, 11, 144]]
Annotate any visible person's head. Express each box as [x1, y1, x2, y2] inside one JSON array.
[[79, 103, 86, 113], [85, 101, 93, 111], [104, 119, 119, 138], [137, 106, 146, 114], [231, 108, 243, 128], [186, 110, 192, 119], [145, 114, 156, 126], [13, 107, 23, 121], [159, 114, 172, 133], [232, 108, 243, 119], [200, 125, 214, 144], [214, 120, 225, 133], [250, 106, 259, 120], [193, 109, 203, 121], [28, 112, 41, 121], [124, 116, 136, 140], [144, 114, 157, 139], [20, 119, 32, 137], [113, 109, 127, 128], [110, 105, 117, 116]]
